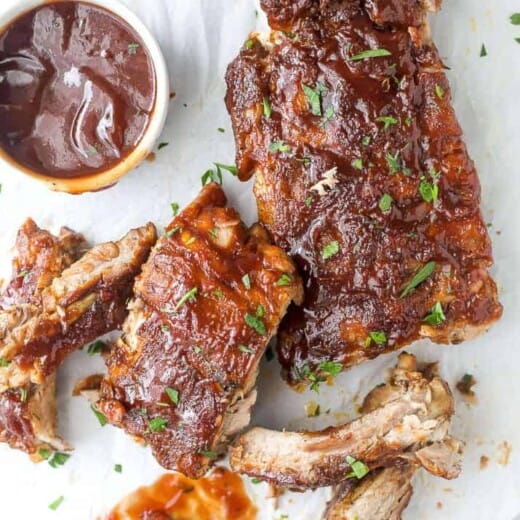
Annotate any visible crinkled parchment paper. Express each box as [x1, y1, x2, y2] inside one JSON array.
[[0, 0, 519, 518]]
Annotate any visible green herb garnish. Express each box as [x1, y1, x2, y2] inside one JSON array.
[[400, 261, 436, 298], [319, 361, 342, 377], [376, 116, 398, 130], [276, 274, 292, 287], [91, 405, 108, 427], [263, 97, 272, 119], [349, 48, 391, 61], [87, 340, 106, 356], [510, 13, 520, 25], [269, 141, 291, 153], [158, 142, 169, 150], [386, 151, 401, 174], [148, 417, 168, 433], [165, 387, 179, 404], [245, 314, 267, 336], [368, 331, 387, 345], [319, 105, 336, 127], [48, 496, 64, 511], [173, 287, 198, 312], [242, 274, 251, 290], [19, 387, 28, 402], [239, 345, 253, 354], [0, 357, 10, 368], [379, 193, 393, 212], [480, 44, 487, 57], [423, 301, 446, 326], [345, 456, 370, 479], [128, 42, 140, 54], [435, 84, 445, 99], [361, 136, 371, 146], [419, 177, 439, 203], [48, 452, 70, 469], [322, 240, 340, 261], [198, 450, 218, 459], [170, 202, 179, 216], [351, 158, 363, 170], [302, 82, 327, 116], [114, 464, 123, 473]]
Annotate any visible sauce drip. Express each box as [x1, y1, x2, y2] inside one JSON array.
[[0, 1, 155, 178], [106, 468, 257, 520]]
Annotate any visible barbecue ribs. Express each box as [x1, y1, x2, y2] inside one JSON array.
[[0, 220, 156, 456], [229, 353, 463, 490], [96, 183, 303, 478], [225, 0, 502, 383]]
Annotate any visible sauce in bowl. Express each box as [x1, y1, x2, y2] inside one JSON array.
[[0, 1, 156, 179]]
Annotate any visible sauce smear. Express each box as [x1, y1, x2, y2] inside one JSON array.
[[0, 1, 155, 178], [107, 467, 257, 520]]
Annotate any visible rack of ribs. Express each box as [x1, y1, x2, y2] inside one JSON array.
[[225, 0, 503, 384], [96, 183, 303, 478], [0, 219, 156, 456], [229, 353, 463, 491]]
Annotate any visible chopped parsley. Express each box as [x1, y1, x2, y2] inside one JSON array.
[[251, 478, 262, 484], [400, 261, 436, 298], [214, 163, 238, 176], [349, 48, 391, 61], [419, 177, 439, 203], [87, 340, 106, 356], [158, 142, 169, 150], [256, 304, 265, 318], [301, 365, 326, 393], [304, 195, 314, 207], [242, 274, 251, 290], [379, 193, 393, 212], [165, 387, 179, 404], [376, 115, 398, 130], [510, 13, 520, 25], [128, 42, 140, 54], [245, 312, 267, 336], [435, 84, 445, 99], [244, 39, 254, 49], [166, 225, 180, 238], [38, 449, 51, 460], [239, 344, 253, 354], [19, 387, 28, 402], [201, 169, 217, 186], [48, 496, 65, 511], [218, 127, 225, 133], [170, 202, 179, 215], [319, 361, 343, 377], [269, 141, 291, 153], [320, 105, 336, 127], [386, 151, 401, 174], [0, 357, 10, 368], [208, 228, 218, 239], [345, 456, 370, 479], [480, 44, 487, 57], [423, 301, 446, 326], [148, 417, 168, 433], [351, 158, 363, 170], [361, 136, 371, 146], [193, 345, 202, 354], [301, 82, 327, 116], [198, 450, 218, 459], [17, 269, 30, 279], [322, 240, 340, 261], [213, 289, 224, 298], [48, 452, 70, 469], [262, 97, 272, 119], [114, 464, 123, 473], [173, 287, 198, 312], [367, 331, 387, 346], [276, 273, 292, 287], [91, 405, 108, 427], [88, 145, 98, 155], [162, 325, 170, 332]]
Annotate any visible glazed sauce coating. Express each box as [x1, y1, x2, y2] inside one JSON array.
[[225, 0, 502, 383], [0, 1, 155, 178], [106, 468, 257, 520]]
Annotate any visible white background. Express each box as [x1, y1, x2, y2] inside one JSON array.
[[0, 0, 519, 518]]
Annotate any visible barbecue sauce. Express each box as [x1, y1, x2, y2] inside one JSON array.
[[0, 1, 155, 178], [106, 467, 257, 520]]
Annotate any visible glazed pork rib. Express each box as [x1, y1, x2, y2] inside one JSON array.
[[0, 219, 85, 454], [96, 183, 303, 478], [229, 353, 463, 490], [0, 221, 156, 456], [225, 0, 502, 383]]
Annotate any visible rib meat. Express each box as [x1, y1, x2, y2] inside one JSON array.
[[0, 221, 156, 456], [225, 0, 502, 383], [229, 353, 463, 490], [323, 465, 415, 520], [96, 183, 303, 478], [0, 219, 85, 454]]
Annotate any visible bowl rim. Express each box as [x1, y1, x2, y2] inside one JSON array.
[[0, 0, 170, 194]]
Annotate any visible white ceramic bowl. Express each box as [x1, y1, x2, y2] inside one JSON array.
[[0, 0, 170, 194]]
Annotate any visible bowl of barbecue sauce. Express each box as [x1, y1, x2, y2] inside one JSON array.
[[0, 0, 169, 193]]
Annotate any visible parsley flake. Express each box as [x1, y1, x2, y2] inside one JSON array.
[[239, 344, 253, 354], [319, 361, 343, 377], [322, 240, 340, 261], [91, 405, 108, 427], [158, 142, 169, 150], [173, 287, 198, 312], [0, 357, 10, 368], [351, 158, 363, 170], [345, 456, 370, 479], [480, 44, 487, 57], [199, 450, 218, 459], [48, 496, 65, 511], [262, 97, 272, 119], [269, 141, 291, 153], [435, 84, 445, 99], [245, 314, 267, 336], [379, 193, 393, 212], [377, 115, 398, 130], [242, 274, 251, 290], [349, 48, 391, 61], [276, 274, 292, 287], [165, 387, 179, 404], [301, 82, 327, 116], [148, 417, 168, 433], [114, 464, 123, 473], [48, 452, 70, 469], [419, 177, 439, 203], [511, 13, 520, 25], [128, 42, 140, 54], [320, 105, 336, 127], [400, 261, 436, 298], [423, 301, 446, 326], [368, 331, 387, 345], [87, 340, 106, 356]]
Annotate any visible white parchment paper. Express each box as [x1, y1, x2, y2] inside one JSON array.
[[0, 0, 519, 518]]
